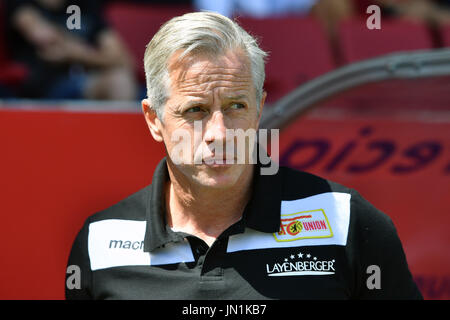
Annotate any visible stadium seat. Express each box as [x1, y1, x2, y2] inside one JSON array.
[[441, 23, 450, 47], [331, 17, 437, 110], [105, 3, 194, 83], [351, 0, 377, 15], [337, 17, 433, 64], [237, 17, 335, 103]]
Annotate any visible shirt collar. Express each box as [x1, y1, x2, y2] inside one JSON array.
[[143, 157, 282, 252]]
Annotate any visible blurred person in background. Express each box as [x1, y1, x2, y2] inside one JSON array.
[[348, 0, 450, 25], [194, 0, 356, 60], [5, 0, 137, 100], [193, 0, 354, 23], [193, 0, 319, 18], [374, 0, 450, 25]]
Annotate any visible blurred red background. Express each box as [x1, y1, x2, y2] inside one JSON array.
[[0, 103, 448, 299]]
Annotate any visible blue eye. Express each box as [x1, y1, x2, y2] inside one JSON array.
[[186, 106, 203, 113], [230, 103, 245, 110]]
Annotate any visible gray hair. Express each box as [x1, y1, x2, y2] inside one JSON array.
[[143, 11, 267, 120]]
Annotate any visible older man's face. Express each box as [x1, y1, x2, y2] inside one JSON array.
[[151, 49, 265, 189]]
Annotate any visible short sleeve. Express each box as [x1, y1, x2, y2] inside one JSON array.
[[65, 218, 93, 300], [349, 190, 423, 299]]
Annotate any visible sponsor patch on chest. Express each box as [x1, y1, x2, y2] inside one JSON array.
[[266, 251, 336, 277], [227, 192, 351, 252], [274, 209, 333, 242]]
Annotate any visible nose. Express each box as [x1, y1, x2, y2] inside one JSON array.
[[204, 111, 227, 144]]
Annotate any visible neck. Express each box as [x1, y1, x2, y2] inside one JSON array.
[[165, 164, 254, 246]]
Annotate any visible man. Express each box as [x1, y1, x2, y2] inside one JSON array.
[[66, 11, 422, 299], [6, 0, 137, 100]]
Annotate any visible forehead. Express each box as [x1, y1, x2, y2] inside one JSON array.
[[167, 49, 253, 96]]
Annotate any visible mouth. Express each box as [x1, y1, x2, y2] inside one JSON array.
[[202, 155, 236, 167]]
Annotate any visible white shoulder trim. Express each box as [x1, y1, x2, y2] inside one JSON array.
[[88, 219, 194, 271]]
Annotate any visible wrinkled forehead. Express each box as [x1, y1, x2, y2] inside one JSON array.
[[167, 49, 254, 96]]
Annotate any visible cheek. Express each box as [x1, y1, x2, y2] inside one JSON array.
[[162, 124, 199, 164], [160, 117, 191, 144], [228, 115, 258, 131], [233, 102, 260, 129]]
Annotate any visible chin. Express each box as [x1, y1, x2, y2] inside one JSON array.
[[192, 164, 244, 189]]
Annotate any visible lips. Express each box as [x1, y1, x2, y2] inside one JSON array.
[[202, 154, 236, 165]]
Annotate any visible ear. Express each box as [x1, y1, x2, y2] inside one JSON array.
[[142, 99, 164, 142]]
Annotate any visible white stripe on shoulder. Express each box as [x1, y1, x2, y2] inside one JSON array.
[[88, 219, 194, 271], [227, 192, 351, 253]]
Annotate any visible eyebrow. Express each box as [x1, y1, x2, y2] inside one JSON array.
[[182, 99, 206, 109], [182, 94, 248, 106], [222, 94, 249, 101], [174, 100, 205, 114], [177, 94, 250, 112]]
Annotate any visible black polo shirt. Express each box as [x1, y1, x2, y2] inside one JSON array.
[[65, 158, 422, 300]]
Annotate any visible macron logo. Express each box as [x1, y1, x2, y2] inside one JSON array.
[[109, 240, 144, 250]]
